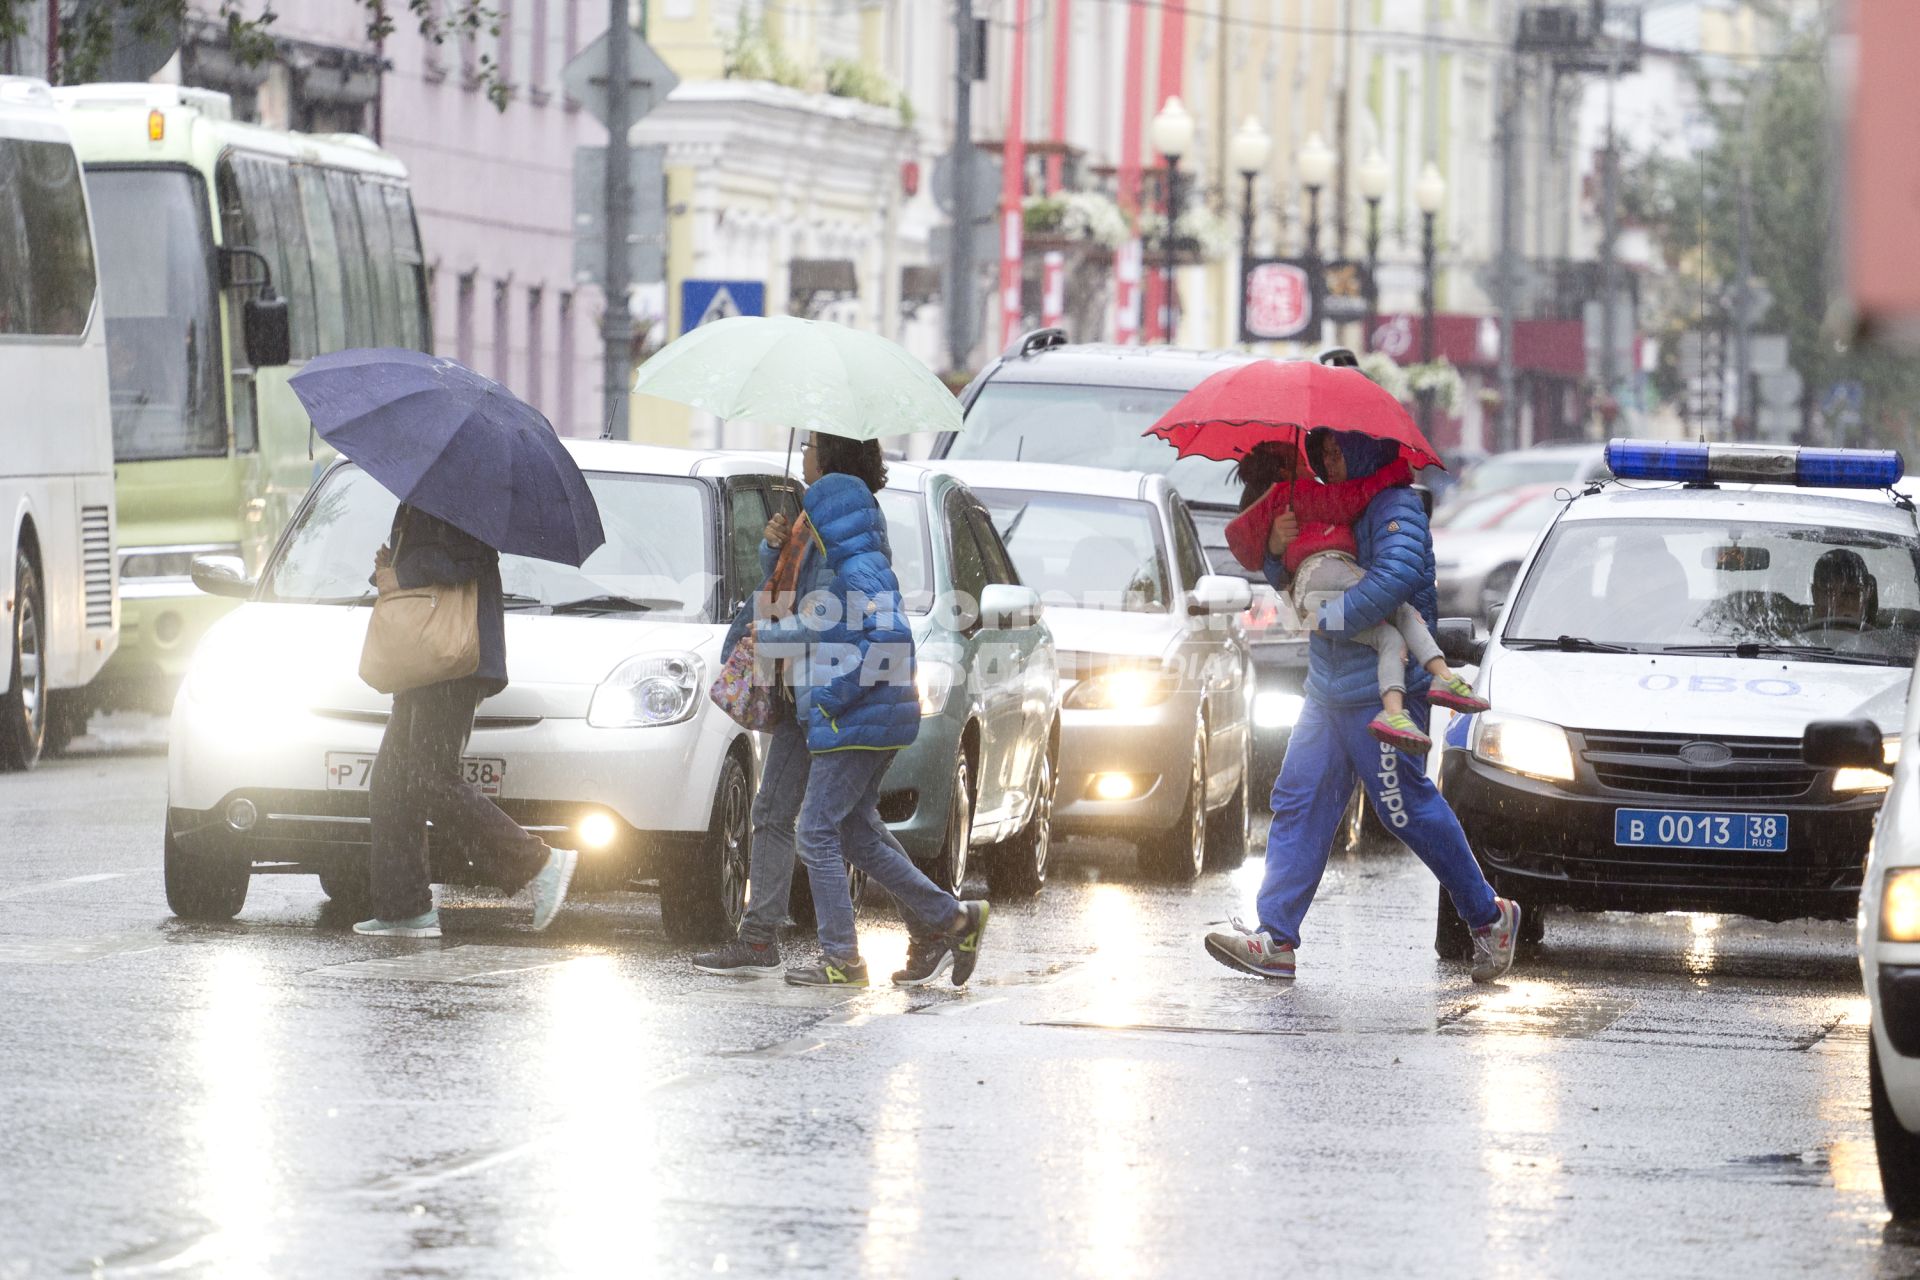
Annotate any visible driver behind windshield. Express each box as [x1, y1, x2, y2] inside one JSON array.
[[1810, 548, 1873, 630]]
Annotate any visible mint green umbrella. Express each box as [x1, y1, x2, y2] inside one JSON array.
[[629, 315, 962, 441]]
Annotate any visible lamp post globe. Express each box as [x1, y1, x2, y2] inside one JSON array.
[[1230, 115, 1272, 177], [1358, 149, 1391, 202], [1150, 95, 1195, 160], [1416, 162, 1447, 215], [1297, 131, 1336, 190]]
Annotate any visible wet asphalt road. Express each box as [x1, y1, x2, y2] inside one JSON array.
[[2, 725, 1916, 1278]]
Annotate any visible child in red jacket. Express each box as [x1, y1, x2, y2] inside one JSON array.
[[1225, 438, 1489, 752]]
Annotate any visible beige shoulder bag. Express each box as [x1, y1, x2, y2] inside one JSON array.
[[359, 515, 482, 694]]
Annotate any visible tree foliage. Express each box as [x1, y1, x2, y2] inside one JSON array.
[[1618, 26, 1920, 446], [0, 0, 509, 109]]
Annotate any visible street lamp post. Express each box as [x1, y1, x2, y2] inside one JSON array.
[[1415, 162, 1447, 437], [1358, 149, 1390, 352], [1149, 96, 1195, 345], [1230, 116, 1272, 336], [1297, 132, 1336, 346]]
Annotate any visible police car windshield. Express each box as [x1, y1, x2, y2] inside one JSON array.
[[1505, 517, 1920, 665], [952, 382, 1243, 507]]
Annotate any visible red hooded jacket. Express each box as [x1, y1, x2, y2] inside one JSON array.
[[1223, 457, 1415, 575]]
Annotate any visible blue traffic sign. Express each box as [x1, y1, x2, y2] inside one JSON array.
[[681, 280, 765, 335]]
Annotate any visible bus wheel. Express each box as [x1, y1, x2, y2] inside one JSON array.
[[0, 550, 47, 772]]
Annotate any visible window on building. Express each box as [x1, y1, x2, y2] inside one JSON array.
[[526, 288, 544, 410], [530, 0, 548, 95], [456, 271, 476, 367], [494, 280, 512, 385], [557, 290, 574, 431], [497, 0, 515, 86], [563, 0, 580, 108]]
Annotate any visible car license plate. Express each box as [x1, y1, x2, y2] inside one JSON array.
[[325, 752, 506, 796], [1613, 808, 1787, 853]]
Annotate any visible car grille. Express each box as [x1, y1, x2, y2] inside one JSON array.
[[1577, 729, 1817, 801]]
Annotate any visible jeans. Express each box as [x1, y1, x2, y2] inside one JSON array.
[[367, 677, 551, 920], [798, 748, 960, 962], [1255, 696, 1498, 948], [739, 716, 810, 945], [1293, 552, 1444, 696]]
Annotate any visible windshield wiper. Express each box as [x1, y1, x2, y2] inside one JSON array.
[[502, 592, 548, 610], [545, 594, 670, 615], [1660, 641, 1907, 666], [1504, 635, 1641, 654]]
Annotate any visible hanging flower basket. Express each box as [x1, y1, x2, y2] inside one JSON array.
[[1406, 359, 1466, 416]]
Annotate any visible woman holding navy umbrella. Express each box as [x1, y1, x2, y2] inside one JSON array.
[[289, 349, 606, 939]]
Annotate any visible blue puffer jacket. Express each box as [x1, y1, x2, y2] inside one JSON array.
[[1266, 431, 1438, 709], [755, 473, 919, 752]]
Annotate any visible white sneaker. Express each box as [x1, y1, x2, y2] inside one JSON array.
[[353, 909, 442, 939], [529, 848, 578, 932], [1204, 917, 1296, 979], [1470, 897, 1521, 983]]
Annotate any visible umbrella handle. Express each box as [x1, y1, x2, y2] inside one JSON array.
[[782, 428, 796, 481]]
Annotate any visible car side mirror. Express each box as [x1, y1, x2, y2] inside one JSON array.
[[1190, 573, 1252, 616], [189, 554, 254, 599], [243, 294, 291, 368], [1435, 616, 1485, 665], [978, 583, 1041, 629], [1803, 719, 1891, 773]]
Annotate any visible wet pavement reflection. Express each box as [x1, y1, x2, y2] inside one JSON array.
[[0, 746, 1909, 1276]]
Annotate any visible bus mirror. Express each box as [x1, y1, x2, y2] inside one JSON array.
[[244, 295, 290, 367]]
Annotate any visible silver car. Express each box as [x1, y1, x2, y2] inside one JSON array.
[[942, 461, 1254, 880], [1433, 483, 1567, 624]]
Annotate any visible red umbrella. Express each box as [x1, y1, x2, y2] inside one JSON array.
[[1144, 359, 1443, 469]]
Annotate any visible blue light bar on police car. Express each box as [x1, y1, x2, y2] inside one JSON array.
[[1604, 439, 1905, 489]]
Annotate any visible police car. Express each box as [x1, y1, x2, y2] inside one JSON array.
[[1433, 440, 1915, 958]]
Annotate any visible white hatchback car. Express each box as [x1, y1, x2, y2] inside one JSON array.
[[164, 442, 798, 939]]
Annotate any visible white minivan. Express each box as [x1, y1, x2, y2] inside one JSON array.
[[0, 77, 118, 768]]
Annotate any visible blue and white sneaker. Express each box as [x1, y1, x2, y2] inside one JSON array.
[[1204, 917, 1296, 979], [529, 847, 579, 932], [353, 910, 442, 938]]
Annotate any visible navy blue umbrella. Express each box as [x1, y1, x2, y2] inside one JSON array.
[[290, 348, 605, 566]]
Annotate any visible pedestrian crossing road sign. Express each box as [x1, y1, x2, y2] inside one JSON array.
[[681, 280, 765, 335]]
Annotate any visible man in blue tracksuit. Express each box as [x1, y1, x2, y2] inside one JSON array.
[[1204, 429, 1520, 983]]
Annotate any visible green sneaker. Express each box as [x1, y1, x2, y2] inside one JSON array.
[[947, 901, 991, 986], [784, 956, 869, 987], [1428, 674, 1490, 714], [1368, 710, 1433, 753]]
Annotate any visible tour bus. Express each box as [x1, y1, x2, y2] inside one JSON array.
[[0, 77, 118, 770], [53, 84, 429, 709]]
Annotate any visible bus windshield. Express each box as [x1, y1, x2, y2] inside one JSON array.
[[87, 167, 225, 461]]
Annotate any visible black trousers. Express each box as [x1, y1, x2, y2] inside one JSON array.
[[367, 677, 549, 920]]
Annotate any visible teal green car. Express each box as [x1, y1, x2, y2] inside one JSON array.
[[871, 463, 1060, 899]]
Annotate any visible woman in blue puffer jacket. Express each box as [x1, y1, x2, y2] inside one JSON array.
[[751, 435, 990, 989]]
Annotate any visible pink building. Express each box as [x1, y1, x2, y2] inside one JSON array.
[[171, 1, 606, 435]]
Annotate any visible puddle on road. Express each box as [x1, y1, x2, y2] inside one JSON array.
[[0, 932, 165, 963], [309, 944, 573, 984]]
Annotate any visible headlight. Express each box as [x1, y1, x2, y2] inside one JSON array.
[[1063, 666, 1170, 711], [1884, 868, 1920, 942], [915, 661, 957, 717], [1253, 690, 1304, 729], [1471, 711, 1575, 783], [587, 652, 703, 728], [1835, 737, 1902, 794]]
